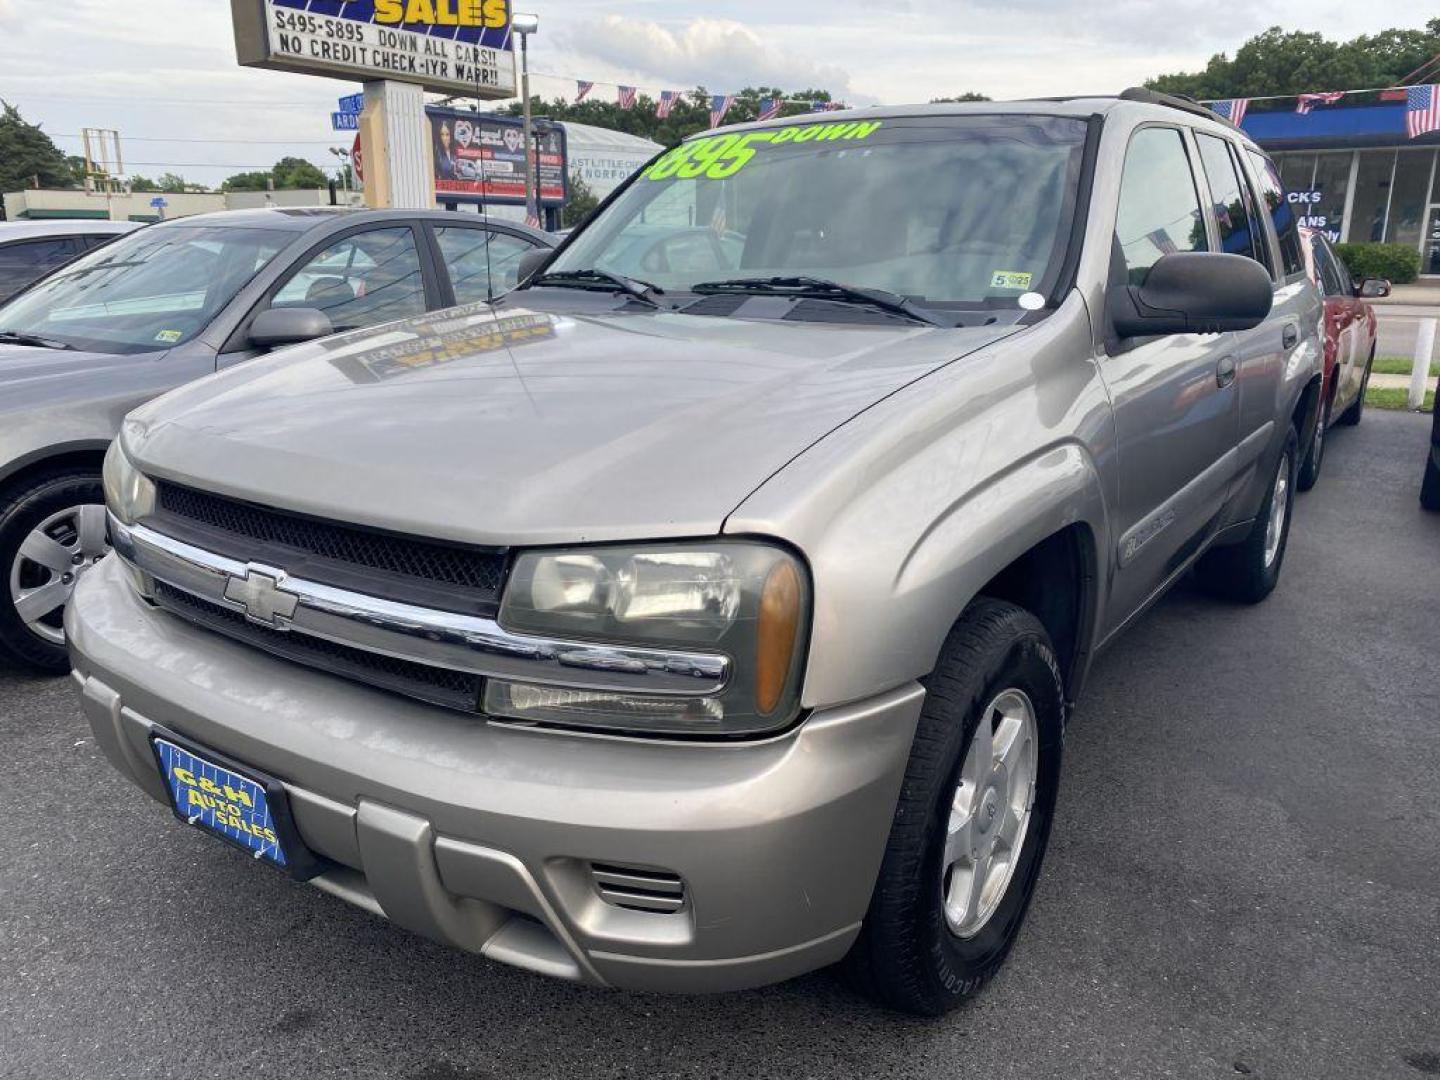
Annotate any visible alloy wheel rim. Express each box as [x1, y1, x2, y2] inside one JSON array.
[[8, 504, 109, 646], [941, 687, 1039, 939], [1264, 454, 1290, 568]]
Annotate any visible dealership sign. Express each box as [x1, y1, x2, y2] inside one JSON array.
[[428, 107, 566, 205], [231, 0, 516, 97]]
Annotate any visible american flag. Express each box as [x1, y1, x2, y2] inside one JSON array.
[[758, 98, 783, 122], [1210, 98, 1249, 126], [525, 213, 541, 228], [710, 94, 735, 129], [810, 100, 843, 112], [1407, 84, 1440, 139], [656, 90, 679, 119], [617, 85, 637, 110], [575, 80, 594, 103], [1295, 91, 1344, 114]]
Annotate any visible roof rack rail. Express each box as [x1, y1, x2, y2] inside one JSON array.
[[1117, 87, 1234, 128]]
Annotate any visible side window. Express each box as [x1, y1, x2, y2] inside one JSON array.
[[1114, 127, 1208, 286], [1194, 133, 1261, 264], [435, 227, 537, 303], [1312, 237, 1348, 297], [1245, 150, 1305, 278], [273, 227, 426, 332], [0, 238, 82, 297]]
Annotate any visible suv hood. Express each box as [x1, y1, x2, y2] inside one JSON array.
[[127, 303, 1018, 546]]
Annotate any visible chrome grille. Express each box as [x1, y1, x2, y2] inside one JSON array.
[[153, 482, 506, 611], [153, 581, 484, 712]]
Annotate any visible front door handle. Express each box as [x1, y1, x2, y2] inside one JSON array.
[[1282, 323, 1299, 349], [1216, 355, 1237, 388]]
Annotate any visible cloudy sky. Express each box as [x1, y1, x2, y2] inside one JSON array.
[[0, 0, 1427, 187]]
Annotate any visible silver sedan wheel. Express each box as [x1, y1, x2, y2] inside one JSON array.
[[1263, 452, 1291, 568], [942, 687, 1039, 939], [8, 504, 109, 646]]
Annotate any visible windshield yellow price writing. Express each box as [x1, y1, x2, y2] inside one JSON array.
[[643, 121, 884, 182]]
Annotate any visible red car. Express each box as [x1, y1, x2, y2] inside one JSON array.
[[1297, 228, 1389, 490]]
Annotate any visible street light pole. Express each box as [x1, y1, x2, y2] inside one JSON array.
[[512, 13, 539, 225]]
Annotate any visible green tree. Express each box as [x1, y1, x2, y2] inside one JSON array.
[[930, 92, 992, 103], [0, 101, 77, 192], [129, 175, 160, 193], [221, 170, 271, 192], [499, 86, 851, 149], [1146, 18, 1440, 99], [272, 156, 328, 188], [155, 172, 193, 193], [561, 169, 599, 228], [221, 157, 328, 192]]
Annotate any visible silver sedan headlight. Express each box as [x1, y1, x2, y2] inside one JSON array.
[[493, 541, 809, 736], [102, 438, 156, 526]]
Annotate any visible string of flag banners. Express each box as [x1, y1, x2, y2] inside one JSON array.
[[572, 80, 845, 128], [1207, 84, 1440, 138]]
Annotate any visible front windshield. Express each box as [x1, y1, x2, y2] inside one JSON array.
[[0, 224, 289, 354], [548, 114, 1090, 314]]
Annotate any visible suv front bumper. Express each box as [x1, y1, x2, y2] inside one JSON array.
[[66, 558, 923, 993]]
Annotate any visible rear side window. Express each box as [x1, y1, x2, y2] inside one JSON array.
[[435, 226, 538, 303], [1246, 150, 1305, 278], [0, 237, 82, 299], [1194, 133, 1263, 265], [1114, 127, 1208, 286]]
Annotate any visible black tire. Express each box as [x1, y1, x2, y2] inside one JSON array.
[[1336, 349, 1373, 427], [1194, 427, 1298, 605], [1296, 391, 1330, 492], [843, 598, 1064, 1015], [0, 471, 105, 674]]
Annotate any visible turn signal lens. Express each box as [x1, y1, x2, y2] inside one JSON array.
[[755, 560, 801, 715]]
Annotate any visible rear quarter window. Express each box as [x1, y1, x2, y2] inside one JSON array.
[[1246, 150, 1305, 278]]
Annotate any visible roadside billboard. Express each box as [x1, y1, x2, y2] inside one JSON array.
[[429, 108, 566, 206], [231, 0, 516, 98]]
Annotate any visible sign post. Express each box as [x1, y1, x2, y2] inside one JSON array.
[[231, 0, 516, 208]]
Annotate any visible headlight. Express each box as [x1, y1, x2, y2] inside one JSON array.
[[102, 438, 156, 526], [493, 541, 809, 736]]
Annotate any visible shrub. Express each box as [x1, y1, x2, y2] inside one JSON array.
[[1333, 242, 1422, 285]]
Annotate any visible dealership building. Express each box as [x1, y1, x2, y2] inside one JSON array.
[[1224, 91, 1440, 275]]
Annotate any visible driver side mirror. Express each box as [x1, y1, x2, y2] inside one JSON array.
[[248, 307, 334, 350], [1357, 277, 1391, 299], [1110, 252, 1274, 338], [517, 246, 551, 286]]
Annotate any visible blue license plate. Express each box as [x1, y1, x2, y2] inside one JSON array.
[[153, 738, 288, 869]]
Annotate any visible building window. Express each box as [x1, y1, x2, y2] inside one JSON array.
[[1278, 153, 1316, 194], [1311, 153, 1351, 244], [1349, 150, 1396, 244], [1386, 149, 1435, 249]]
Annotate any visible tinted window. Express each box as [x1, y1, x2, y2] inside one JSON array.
[[273, 227, 426, 332], [1311, 236, 1348, 297], [1195, 133, 1261, 264], [1246, 150, 1305, 278], [0, 226, 287, 353], [435, 227, 537, 303], [0, 238, 82, 300], [1115, 127, 1208, 285]]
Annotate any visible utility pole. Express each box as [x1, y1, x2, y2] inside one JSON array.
[[512, 13, 539, 225]]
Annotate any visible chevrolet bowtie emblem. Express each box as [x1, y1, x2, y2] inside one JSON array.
[[223, 565, 300, 629]]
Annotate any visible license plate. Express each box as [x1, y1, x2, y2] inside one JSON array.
[[152, 737, 290, 869]]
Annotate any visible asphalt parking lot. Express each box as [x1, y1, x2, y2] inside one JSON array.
[[2, 409, 1437, 1080]]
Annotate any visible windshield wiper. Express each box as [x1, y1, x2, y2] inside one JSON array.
[[690, 276, 947, 327], [0, 330, 75, 351], [530, 268, 663, 306]]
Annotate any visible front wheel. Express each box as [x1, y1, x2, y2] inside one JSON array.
[[1195, 428, 1298, 604], [0, 472, 108, 673], [844, 598, 1064, 1015]]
